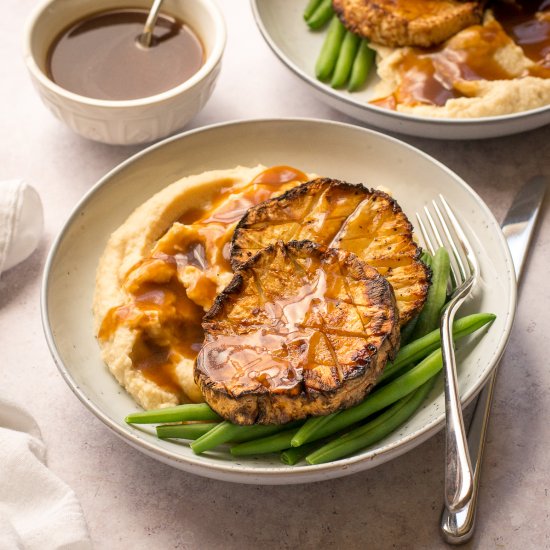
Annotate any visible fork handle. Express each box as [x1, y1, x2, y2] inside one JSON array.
[[442, 300, 474, 513], [439, 175, 547, 543], [440, 368, 495, 543]]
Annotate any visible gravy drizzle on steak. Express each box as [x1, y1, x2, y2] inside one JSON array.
[[196, 241, 399, 425]]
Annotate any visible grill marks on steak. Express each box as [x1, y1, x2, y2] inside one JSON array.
[[195, 241, 399, 425], [231, 179, 430, 326], [332, 0, 483, 48]]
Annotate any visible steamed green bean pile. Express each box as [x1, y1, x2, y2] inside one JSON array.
[[304, 0, 375, 91], [126, 247, 496, 466]]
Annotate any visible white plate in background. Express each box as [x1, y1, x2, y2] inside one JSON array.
[[42, 119, 516, 484], [251, 0, 550, 140]]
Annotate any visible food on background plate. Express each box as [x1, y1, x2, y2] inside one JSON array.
[[196, 241, 399, 425], [232, 178, 430, 326], [332, 0, 483, 48], [94, 165, 311, 410], [306, 0, 550, 116], [371, 10, 550, 116]]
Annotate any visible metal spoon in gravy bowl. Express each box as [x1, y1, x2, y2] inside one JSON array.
[[138, 0, 166, 48]]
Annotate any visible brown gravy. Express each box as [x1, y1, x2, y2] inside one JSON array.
[[47, 9, 204, 101]]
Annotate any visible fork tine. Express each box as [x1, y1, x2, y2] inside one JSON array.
[[415, 213, 436, 255], [424, 205, 445, 251], [432, 200, 470, 282], [439, 195, 479, 276], [424, 205, 461, 288]]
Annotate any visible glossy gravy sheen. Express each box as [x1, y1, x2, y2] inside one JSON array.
[[198, 262, 331, 393], [47, 9, 204, 100], [98, 166, 309, 395], [373, 1, 550, 108]]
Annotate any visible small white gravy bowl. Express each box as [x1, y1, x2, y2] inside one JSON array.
[[24, 0, 226, 145]]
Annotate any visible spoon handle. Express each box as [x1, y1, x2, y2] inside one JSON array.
[[140, 0, 165, 47]]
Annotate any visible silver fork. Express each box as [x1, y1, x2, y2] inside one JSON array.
[[416, 196, 479, 513]]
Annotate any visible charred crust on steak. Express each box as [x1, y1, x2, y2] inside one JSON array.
[[332, 0, 483, 48]]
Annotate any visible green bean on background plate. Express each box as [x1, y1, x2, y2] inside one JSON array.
[[305, 0, 375, 91], [305, 0, 333, 29], [303, 0, 323, 21], [331, 31, 361, 88], [347, 39, 375, 92], [315, 15, 347, 81]]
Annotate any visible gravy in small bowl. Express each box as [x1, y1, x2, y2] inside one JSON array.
[[47, 9, 204, 101]]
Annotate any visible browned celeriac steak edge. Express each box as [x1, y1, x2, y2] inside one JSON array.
[[231, 178, 431, 326], [195, 241, 399, 425], [332, 0, 483, 48]]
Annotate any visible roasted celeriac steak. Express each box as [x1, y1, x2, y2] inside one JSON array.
[[231, 179, 430, 326], [332, 0, 483, 48], [195, 241, 399, 425]]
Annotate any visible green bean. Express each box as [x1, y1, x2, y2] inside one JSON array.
[[411, 247, 450, 340], [281, 442, 323, 465], [399, 314, 419, 347], [392, 250, 435, 365], [303, 0, 323, 20], [315, 16, 347, 81], [380, 312, 495, 382], [157, 423, 217, 440], [331, 31, 361, 88], [306, 376, 437, 464], [231, 423, 302, 443], [421, 251, 433, 265], [230, 428, 300, 457], [191, 421, 300, 454], [306, 0, 333, 29], [293, 349, 442, 447], [347, 39, 375, 92], [125, 403, 221, 424], [291, 412, 337, 447]]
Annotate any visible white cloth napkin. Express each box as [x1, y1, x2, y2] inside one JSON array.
[[1, 181, 92, 548], [0, 398, 92, 550], [0, 180, 43, 274]]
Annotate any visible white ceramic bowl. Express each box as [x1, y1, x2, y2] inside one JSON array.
[[24, 0, 225, 145], [42, 119, 516, 484], [251, 0, 550, 140]]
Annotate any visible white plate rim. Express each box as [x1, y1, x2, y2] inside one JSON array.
[[250, 0, 550, 127], [41, 117, 517, 483]]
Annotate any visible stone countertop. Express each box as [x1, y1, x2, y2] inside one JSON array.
[[2, 1, 549, 548]]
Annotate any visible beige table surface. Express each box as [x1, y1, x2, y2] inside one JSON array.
[[2, 1, 550, 548]]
